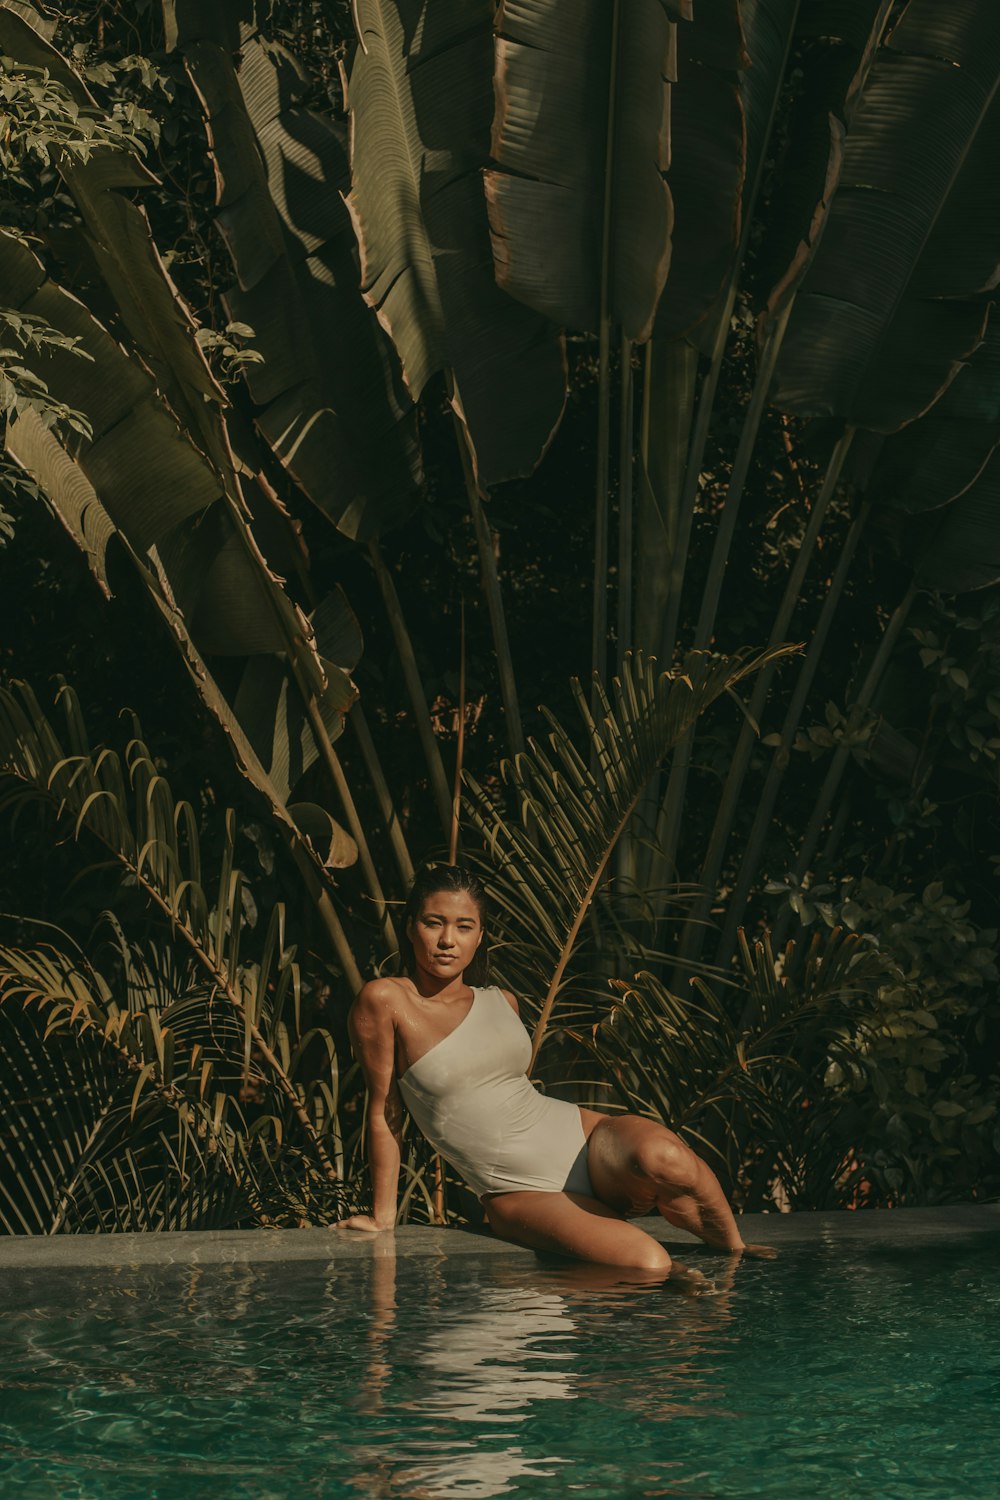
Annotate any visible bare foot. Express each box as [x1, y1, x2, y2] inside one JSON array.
[[333, 1214, 394, 1233]]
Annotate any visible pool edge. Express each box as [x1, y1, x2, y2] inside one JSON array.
[[0, 1204, 996, 1270]]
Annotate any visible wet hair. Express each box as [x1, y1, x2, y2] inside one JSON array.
[[401, 863, 490, 986]]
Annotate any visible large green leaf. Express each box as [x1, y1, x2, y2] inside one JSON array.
[[0, 5, 231, 471], [866, 324, 1000, 523], [1, 231, 361, 811], [180, 25, 423, 540], [486, 0, 686, 342], [633, 0, 803, 668], [633, 1, 750, 658], [855, 88, 1000, 589], [652, 0, 747, 341], [911, 444, 1000, 594], [3, 407, 114, 596], [633, 4, 881, 903], [772, 2, 1000, 430], [346, 0, 566, 485], [234, 587, 364, 805]]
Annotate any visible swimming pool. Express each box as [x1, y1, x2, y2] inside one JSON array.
[[1, 1210, 997, 1498]]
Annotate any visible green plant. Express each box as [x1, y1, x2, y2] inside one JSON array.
[[0, 680, 360, 1230], [3, 0, 1000, 1231], [774, 875, 1000, 1204], [463, 645, 797, 1069]]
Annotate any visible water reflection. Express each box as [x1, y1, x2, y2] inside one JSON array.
[[354, 1247, 742, 1498]]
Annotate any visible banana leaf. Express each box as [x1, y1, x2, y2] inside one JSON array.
[[347, 0, 566, 485], [180, 24, 423, 540], [0, 5, 232, 472], [866, 322, 1000, 523], [911, 447, 1000, 594], [487, 0, 687, 342], [772, 2, 1000, 430], [652, 0, 747, 341], [634, 0, 749, 651], [2, 231, 360, 827], [161, 0, 243, 53]]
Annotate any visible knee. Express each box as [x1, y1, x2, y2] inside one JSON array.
[[634, 1133, 698, 1191], [627, 1241, 672, 1274]]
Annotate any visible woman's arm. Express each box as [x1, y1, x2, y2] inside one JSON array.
[[337, 980, 404, 1232]]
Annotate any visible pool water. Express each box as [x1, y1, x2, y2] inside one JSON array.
[[1, 1236, 998, 1498]]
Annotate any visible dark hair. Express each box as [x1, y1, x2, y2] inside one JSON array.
[[401, 864, 490, 986]]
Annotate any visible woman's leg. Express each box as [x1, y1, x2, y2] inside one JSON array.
[[484, 1189, 671, 1274], [582, 1113, 746, 1252]]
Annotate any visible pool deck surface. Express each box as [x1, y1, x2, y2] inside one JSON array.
[[0, 1205, 995, 1269]]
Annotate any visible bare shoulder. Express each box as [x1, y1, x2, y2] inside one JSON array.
[[351, 976, 411, 1026], [357, 974, 412, 1004], [497, 987, 520, 1016]]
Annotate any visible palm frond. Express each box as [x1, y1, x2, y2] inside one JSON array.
[[0, 680, 340, 1185], [463, 646, 797, 1065], [0, 952, 262, 1233], [571, 924, 884, 1199]]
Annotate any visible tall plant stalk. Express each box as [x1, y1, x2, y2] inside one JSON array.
[[771, 582, 919, 950], [325, 743, 398, 953], [672, 428, 857, 970], [593, 315, 613, 701], [349, 706, 415, 889], [652, 302, 797, 891], [300, 688, 396, 952], [592, 0, 623, 699], [449, 599, 466, 865], [287, 838, 364, 995], [454, 414, 524, 759], [368, 539, 453, 840], [616, 333, 635, 670], [614, 335, 637, 886], [715, 491, 873, 966]]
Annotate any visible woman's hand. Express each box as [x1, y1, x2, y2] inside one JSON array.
[[730, 1242, 778, 1260], [333, 1214, 395, 1233]]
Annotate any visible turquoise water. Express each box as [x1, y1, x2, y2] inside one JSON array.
[[1, 1236, 998, 1498]]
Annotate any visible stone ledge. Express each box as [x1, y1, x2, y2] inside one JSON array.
[[0, 1204, 996, 1270]]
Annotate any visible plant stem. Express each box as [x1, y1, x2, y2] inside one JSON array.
[[369, 539, 453, 840], [48, 1095, 115, 1234], [302, 692, 396, 953], [286, 835, 364, 995], [772, 582, 919, 953], [714, 495, 874, 968], [593, 313, 612, 701], [455, 415, 524, 758], [449, 598, 466, 864], [349, 704, 414, 888], [649, 304, 797, 901], [671, 428, 856, 975], [592, 0, 622, 702], [617, 333, 634, 668], [614, 334, 637, 887]]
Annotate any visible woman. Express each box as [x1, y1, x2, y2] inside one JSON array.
[[337, 864, 773, 1271]]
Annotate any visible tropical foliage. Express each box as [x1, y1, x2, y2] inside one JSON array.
[[2, 0, 999, 1231]]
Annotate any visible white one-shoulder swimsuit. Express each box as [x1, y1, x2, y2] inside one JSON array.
[[397, 985, 594, 1200]]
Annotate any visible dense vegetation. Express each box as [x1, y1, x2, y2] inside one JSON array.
[[1, 0, 998, 1233]]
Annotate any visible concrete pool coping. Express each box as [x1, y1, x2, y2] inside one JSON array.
[[0, 1204, 995, 1270]]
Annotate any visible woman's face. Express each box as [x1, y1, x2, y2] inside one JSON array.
[[407, 890, 483, 985]]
